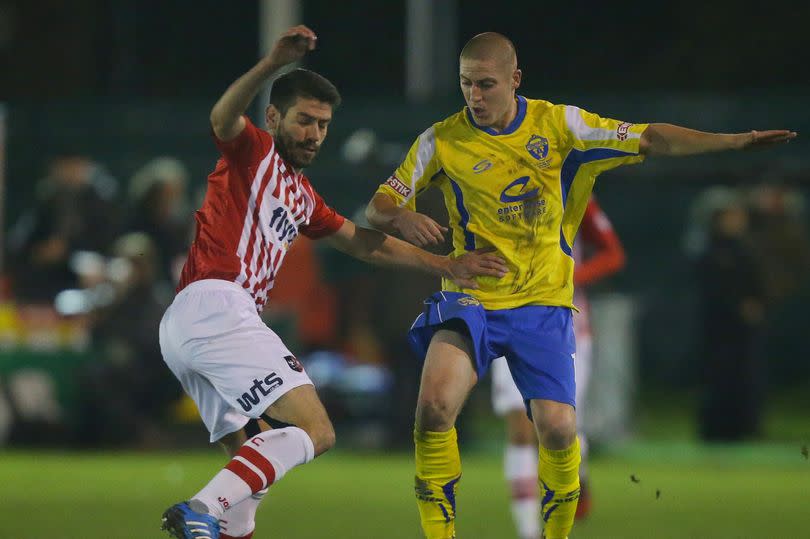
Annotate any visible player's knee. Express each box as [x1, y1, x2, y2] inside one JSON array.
[[530, 400, 577, 449], [316, 421, 337, 455], [536, 414, 577, 450], [219, 430, 247, 457], [416, 397, 456, 431], [300, 417, 336, 457]]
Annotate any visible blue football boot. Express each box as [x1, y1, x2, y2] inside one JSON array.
[[161, 501, 220, 539]]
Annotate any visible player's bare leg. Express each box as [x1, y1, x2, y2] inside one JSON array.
[[163, 386, 334, 539], [504, 410, 541, 539], [414, 327, 478, 539], [191, 385, 334, 516], [530, 399, 580, 539]]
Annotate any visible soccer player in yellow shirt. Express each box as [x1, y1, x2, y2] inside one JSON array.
[[365, 32, 796, 539]]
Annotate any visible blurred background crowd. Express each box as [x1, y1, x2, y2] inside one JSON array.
[[1, 0, 808, 452]]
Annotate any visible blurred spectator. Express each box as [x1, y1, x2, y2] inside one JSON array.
[[126, 157, 191, 285], [746, 181, 810, 307], [74, 232, 181, 446], [7, 155, 119, 302], [690, 187, 766, 441]]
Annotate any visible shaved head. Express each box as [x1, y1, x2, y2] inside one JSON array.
[[458, 32, 521, 131], [460, 32, 517, 70]]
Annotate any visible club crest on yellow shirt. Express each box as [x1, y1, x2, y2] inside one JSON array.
[[526, 134, 550, 160]]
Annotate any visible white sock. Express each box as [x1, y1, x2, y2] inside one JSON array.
[[578, 433, 589, 480], [192, 426, 315, 519], [219, 488, 267, 538], [505, 443, 540, 539]]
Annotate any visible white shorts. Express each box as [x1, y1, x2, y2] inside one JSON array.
[[490, 356, 525, 416], [490, 336, 593, 420], [159, 279, 313, 442]]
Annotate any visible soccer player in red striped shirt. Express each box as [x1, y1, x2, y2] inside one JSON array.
[[159, 25, 508, 539]]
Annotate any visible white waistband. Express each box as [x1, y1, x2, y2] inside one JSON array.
[[178, 279, 254, 301]]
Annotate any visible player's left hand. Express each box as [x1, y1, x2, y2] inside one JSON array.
[[267, 25, 317, 68], [446, 247, 509, 289], [741, 129, 797, 149]]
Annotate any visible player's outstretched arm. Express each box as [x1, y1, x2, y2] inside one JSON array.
[[209, 25, 317, 142], [326, 219, 507, 289], [365, 193, 448, 247], [639, 123, 797, 156]]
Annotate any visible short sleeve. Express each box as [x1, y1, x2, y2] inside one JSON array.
[[299, 179, 346, 239], [561, 105, 648, 173], [375, 126, 442, 211], [212, 116, 272, 164]]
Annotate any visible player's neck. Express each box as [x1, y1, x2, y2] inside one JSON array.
[[491, 96, 519, 133]]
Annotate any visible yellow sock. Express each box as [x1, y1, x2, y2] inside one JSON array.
[[539, 438, 581, 539], [414, 428, 461, 539]]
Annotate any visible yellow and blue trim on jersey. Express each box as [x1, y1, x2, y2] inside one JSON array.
[[466, 95, 529, 136]]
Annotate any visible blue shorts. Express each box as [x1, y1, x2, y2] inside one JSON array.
[[408, 291, 576, 409]]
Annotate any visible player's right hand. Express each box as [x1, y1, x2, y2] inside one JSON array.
[[392, 211, 449, 247], [268, 25, 317, 68], [446, 248, 509, 289]]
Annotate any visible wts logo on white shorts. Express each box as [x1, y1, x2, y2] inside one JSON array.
[[237, 373, 283, 412]]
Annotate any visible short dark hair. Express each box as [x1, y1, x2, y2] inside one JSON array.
[[269, 68, 341, 115]]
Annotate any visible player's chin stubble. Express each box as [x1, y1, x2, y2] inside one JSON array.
[[276, 129, 318, 169]]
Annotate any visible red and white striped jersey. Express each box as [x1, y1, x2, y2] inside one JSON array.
[[178, 117, 345, 312]]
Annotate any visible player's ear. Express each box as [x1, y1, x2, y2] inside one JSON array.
[[512, 69, 522, 90], [266, 105, 281, 131]]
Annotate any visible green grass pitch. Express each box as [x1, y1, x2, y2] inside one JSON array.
[[1, 442, 807, 538]]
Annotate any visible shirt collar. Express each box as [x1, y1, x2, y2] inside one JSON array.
[[466, 95, 527, 136]]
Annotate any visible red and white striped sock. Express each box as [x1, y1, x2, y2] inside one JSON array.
[[219, 487, 267, 539], [505, 443, 540, 539], [221, 533, 253, 539], [191, 426, 315, 519]]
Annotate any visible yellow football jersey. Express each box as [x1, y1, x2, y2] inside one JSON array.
[[376, 96, 648, 310]]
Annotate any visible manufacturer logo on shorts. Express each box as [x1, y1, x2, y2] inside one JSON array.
[[236, 373, 284, 412], [616, 122, 632, 141], [457, 296, 480, 306], [285, 355, 304, 373], [385, 174, 412, 197]]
